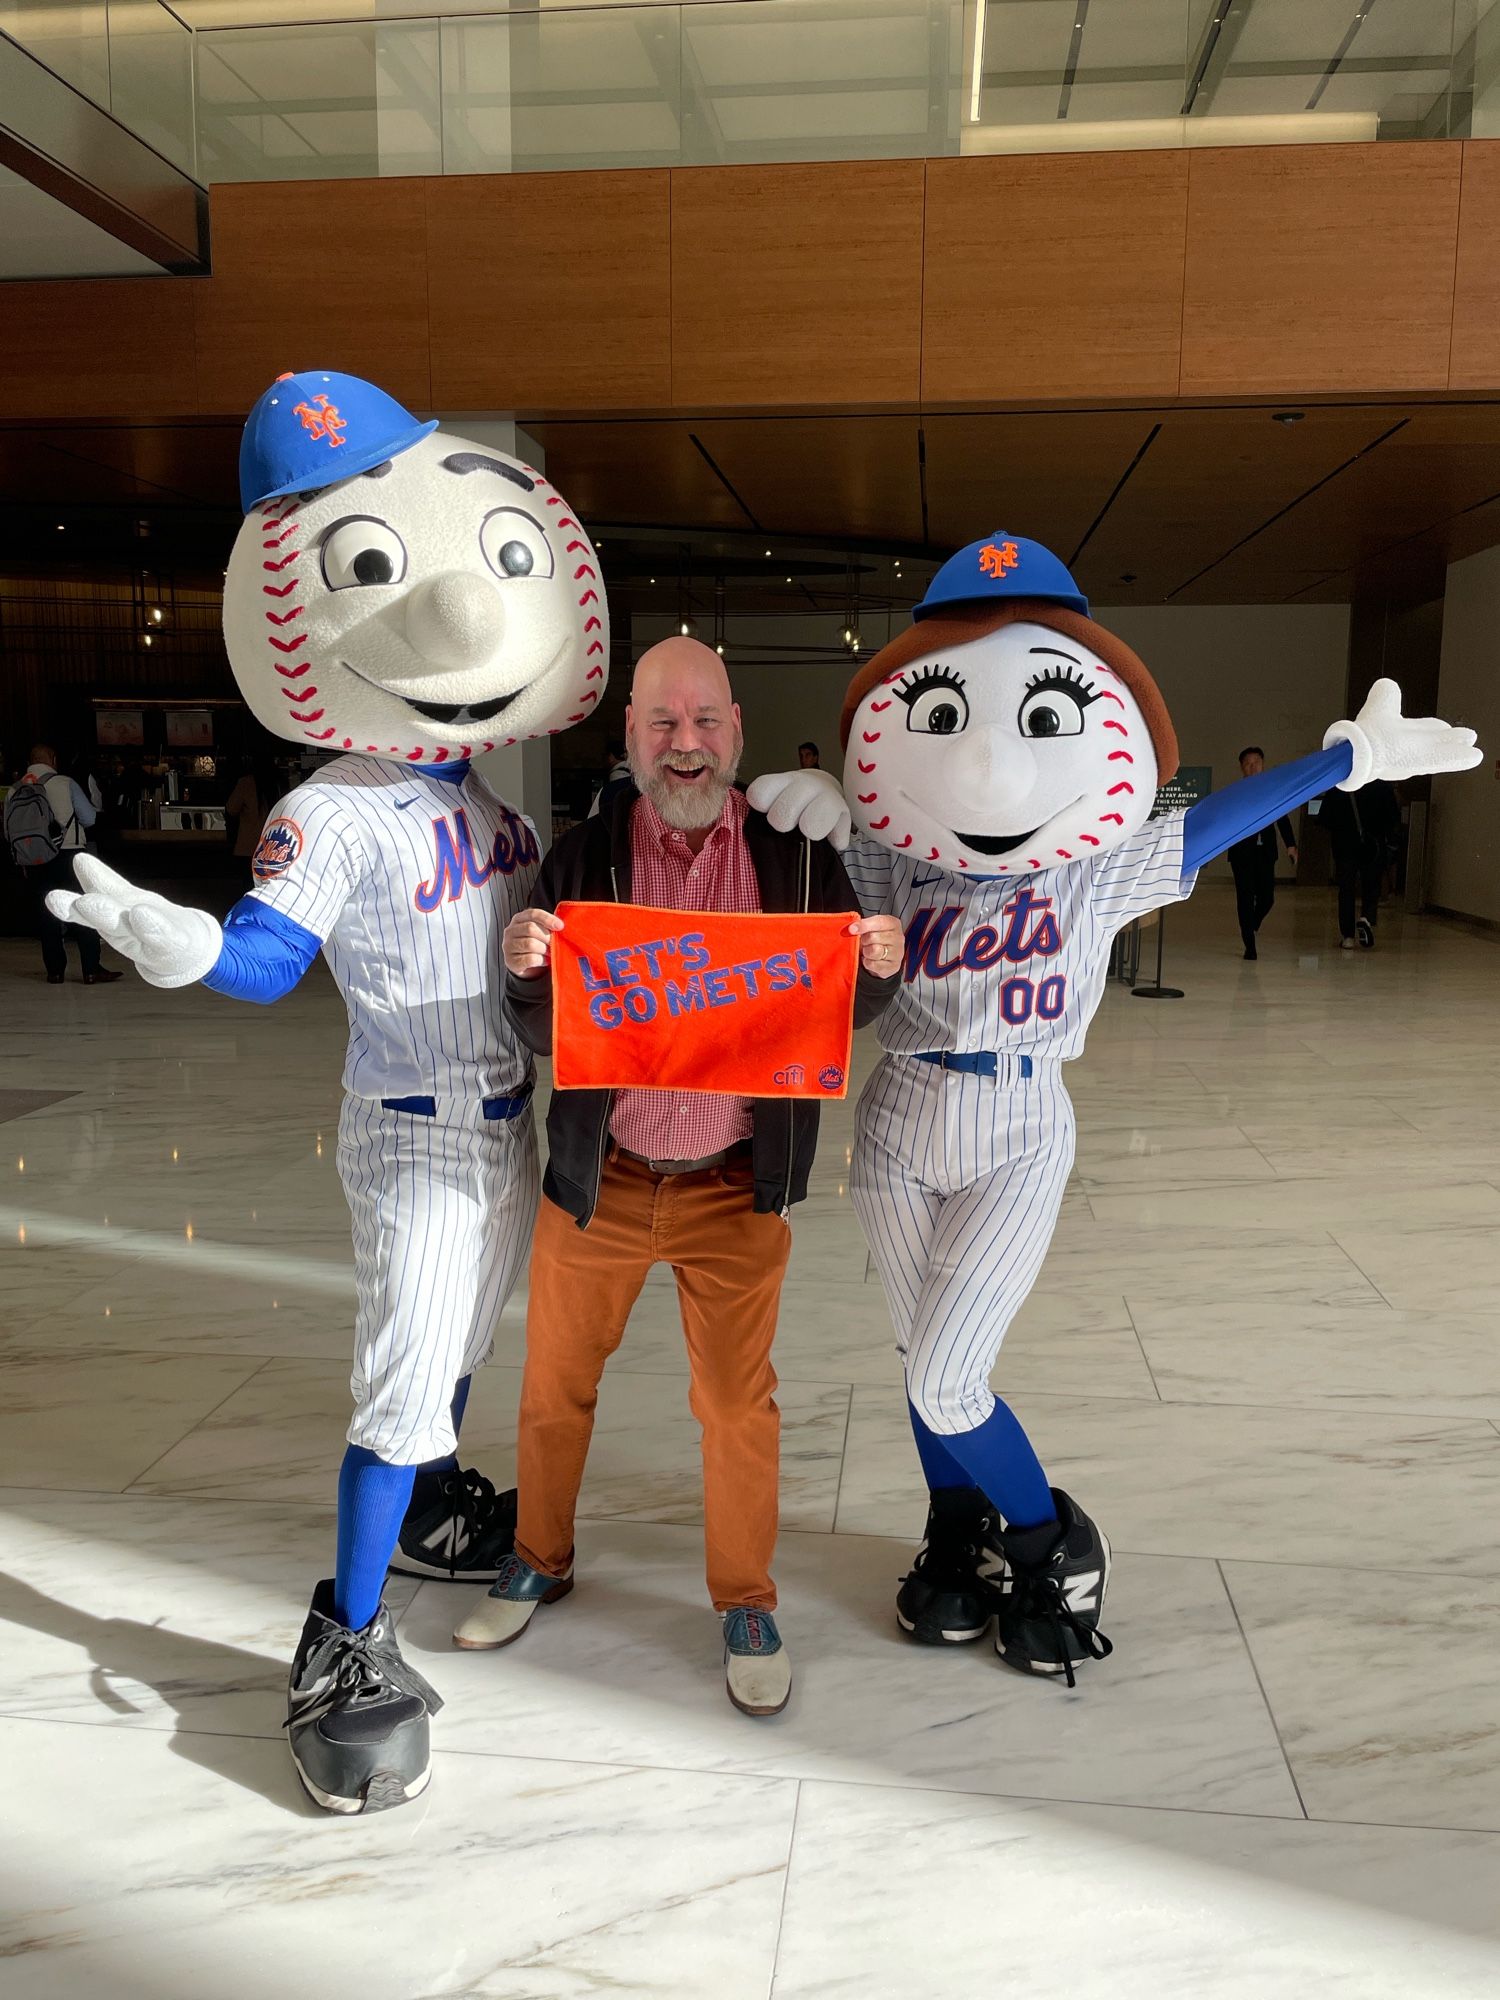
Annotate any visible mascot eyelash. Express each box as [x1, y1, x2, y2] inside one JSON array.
[[1023, 663, 1100, 708], [892, 663, 967, 707]]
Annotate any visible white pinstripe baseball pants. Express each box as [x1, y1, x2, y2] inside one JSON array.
[[338, 1095, 540, 1465], [851, 1056, 1076, 1436]]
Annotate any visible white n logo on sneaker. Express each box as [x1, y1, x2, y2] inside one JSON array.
[[1063, 1570, 1102, 1617], [422, 1520, 470, 1561]]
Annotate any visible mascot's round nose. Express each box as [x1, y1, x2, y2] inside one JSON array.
[[404, 572, 506, 672], [948, 724, 1036, 805]]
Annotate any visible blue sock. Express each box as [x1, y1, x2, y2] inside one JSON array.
[[907, 1400, 972, 1490], [909, 1398, 1057, 1530], [335, 1446, 417, 1631], [414, 1375, 472, 1478]]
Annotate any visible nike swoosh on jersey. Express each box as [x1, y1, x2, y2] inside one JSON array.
[[393, 797, 423, 811]]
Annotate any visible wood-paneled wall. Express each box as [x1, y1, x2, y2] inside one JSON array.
[[7, 141, 1500, 422]]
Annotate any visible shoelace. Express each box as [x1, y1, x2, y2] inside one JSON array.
[[1009, 1569, 1112, 1691], [724, 1607, 779, 1655], [437, 1469, 515, 1574], [491, 1551, 530, 1599], [287, 1622, 442, 1727]]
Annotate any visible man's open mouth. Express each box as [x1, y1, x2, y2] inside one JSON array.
[[954, 825, 1044, 855]]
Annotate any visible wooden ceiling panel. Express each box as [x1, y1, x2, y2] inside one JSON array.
[[0, 435, 153, 507], [921, 411, 1159, 560], [693, 417, 924, 544], [9, 400, 1500, 611], [522, 419, 748, 531], [1075, 407, 1404, 602], [1172, 405, 1500, 600]]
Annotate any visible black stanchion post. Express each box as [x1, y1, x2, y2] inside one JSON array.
[[1130, 909, 1184, 1001]]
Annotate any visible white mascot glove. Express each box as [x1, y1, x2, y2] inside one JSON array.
[[746, 768, 852, 849], [1324, 677, 1482, 791], [45, 855, 223, 989]]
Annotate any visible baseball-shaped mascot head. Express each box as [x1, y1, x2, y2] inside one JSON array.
[[839, 533, 1178, 876], [223, 370, 608, 762]]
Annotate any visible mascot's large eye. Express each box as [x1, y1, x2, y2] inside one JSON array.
[[480, 508, 555, 581], [895, 665, 969, 736], [320, 517, 407, 590], [1019, 668, 1097, 739]]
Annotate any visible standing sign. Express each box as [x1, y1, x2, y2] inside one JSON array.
[[1151, 765, 1211, 818], [550, 902, 860, 1097]]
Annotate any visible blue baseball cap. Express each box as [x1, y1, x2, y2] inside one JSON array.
[[238, 369, 438, 513], [915, 532, 1090, 621]]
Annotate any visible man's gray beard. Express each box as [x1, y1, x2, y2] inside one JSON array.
[[630, 743, 742, 830]]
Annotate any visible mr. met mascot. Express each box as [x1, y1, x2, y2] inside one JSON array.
[[51, 371, 608, 1812], [752, 532, 1480, 1686]]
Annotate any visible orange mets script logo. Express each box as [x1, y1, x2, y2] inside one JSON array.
[[294, 394, 348, 449], [978, 540, 1020, 580]]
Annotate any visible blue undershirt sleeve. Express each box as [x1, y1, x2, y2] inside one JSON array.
[[1183, 742, 1354, 876], [201, 896, 322, 1004]]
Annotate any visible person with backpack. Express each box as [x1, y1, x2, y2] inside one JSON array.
[[5, 746, 121, 984]]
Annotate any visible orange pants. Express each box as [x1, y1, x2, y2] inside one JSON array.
[[515, 1151, 792, 1610]]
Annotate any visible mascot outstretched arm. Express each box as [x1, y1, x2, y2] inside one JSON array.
[[751, 532, 1479, 1684], [52, 371, 608, 1814]]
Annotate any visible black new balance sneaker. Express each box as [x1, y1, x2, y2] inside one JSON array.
[[895, 1486, 1006, 1645], [389, 1466, 517, 1583], [993, 1489, 1113, 1688], [285, 1581, 443, 1815]]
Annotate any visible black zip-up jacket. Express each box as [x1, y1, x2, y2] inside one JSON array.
[[505, 784, 897, 1227]]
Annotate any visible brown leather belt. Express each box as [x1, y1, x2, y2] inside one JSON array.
[[616, 1140, 751, 1177]]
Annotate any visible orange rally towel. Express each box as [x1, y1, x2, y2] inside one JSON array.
[[550, 902, 861, 1097]]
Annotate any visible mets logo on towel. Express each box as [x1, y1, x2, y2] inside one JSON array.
[[252, 816, 305, 881]]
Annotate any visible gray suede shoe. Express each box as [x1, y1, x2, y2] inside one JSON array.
[[722, 1606, 792, 1717], [452, 1551, 573, 1651]]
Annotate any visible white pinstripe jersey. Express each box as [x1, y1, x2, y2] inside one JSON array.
[[843, 811, 1194, 1062], [247, 756, 540, 1099]]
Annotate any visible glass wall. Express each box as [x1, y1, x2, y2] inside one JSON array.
[[8, 0, 1496, 187], [0, 0, 196, 176]]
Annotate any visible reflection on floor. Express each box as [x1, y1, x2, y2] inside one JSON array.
[[3, 882, 1499, 1997]]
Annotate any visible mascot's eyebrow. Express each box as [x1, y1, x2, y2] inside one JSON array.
[[441, 453, 536, 492], [1029, 646, 1083, 665]]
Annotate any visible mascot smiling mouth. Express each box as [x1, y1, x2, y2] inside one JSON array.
[[951, 793, 1086, 857], [956, 826, 1042, 856], [340, 660, 521, 727]]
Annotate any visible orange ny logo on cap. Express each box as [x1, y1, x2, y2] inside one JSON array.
[[294, 393, 348, 448], [978, 540, 1020, 579]]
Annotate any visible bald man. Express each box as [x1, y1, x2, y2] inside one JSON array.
[[453, 638, 903, 1714]]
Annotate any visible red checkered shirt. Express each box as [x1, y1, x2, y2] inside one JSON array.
[[610, 787, 761, 1160]]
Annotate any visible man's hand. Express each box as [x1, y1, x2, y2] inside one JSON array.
[[504, 907, 563, 979], [45, 855, 221, 989], [851, 913, 905, 979], [746, 769, 852, 849], [1324, 678, 1482, 790]]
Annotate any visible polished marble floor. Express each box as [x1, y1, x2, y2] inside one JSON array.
[[3, 882, 1500, 1997]]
